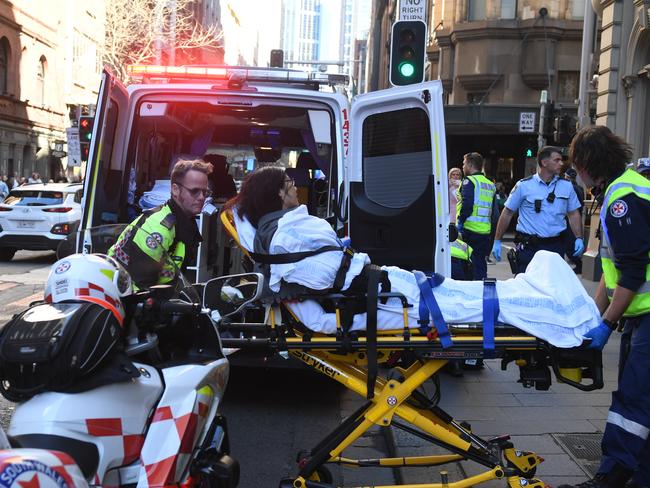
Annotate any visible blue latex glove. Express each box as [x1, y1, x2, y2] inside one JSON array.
[[456, 222, 463, 234], [585, 321, 613, 350], [573, 237, 585, 257], [492, 240, 501, 261]]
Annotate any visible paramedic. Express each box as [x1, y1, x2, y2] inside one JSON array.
[[456, 152, 497, 279], [558, 126, 650, 488], [109, 158, 213, 290], [492, 146, 584, 273]]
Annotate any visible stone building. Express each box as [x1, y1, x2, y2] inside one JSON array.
[[593, 0, 650, 159], [0, 1, 103, 183], [365, 0, 586, 181]]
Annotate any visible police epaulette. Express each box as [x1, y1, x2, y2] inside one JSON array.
[[520, 175, 534, 181]]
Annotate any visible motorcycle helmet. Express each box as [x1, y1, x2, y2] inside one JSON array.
[[44, 253, 132, 326]]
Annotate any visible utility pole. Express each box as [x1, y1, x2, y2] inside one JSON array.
[[577, 0, 597, 130], [538, 90, 548, 150]]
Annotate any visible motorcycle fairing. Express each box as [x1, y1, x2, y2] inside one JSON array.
[[8, 363, 162, 484], [135, 358, 229, 487]]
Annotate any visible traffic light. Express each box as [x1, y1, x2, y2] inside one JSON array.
[[389, 20, 426, 86], [78, 115, 93, 162], [270, 49, 284, 68]]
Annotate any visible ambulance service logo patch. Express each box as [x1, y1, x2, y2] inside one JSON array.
[[610, 199, 628, 218], [54, 261, 70, 274], [0, 459, 69, 487]]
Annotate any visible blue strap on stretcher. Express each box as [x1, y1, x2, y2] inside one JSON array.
[[414, 271, 453, 349], [482, 278, 499, 358]]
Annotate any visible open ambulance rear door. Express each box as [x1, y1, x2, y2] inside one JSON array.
[[348, 81, 450, 276], [78, 68, 129, 252]]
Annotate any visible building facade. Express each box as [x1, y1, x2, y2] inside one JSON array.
[[594, 0, 650, 160], [427, 0, 586, 182], [0, 1, 104, 182]]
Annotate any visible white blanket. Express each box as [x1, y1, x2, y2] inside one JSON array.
[[233, 207, 600, 348]]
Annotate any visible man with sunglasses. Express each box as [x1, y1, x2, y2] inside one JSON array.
[[109, 158, 213, 290], [491, 146, 584, 273]]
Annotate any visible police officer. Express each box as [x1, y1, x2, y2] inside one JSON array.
[[558, 127, 650, 488], [491, 146, 584, 273], [637, 157, 650, 181], [109, 158, 213, 290], [456, 152, 496, 279]]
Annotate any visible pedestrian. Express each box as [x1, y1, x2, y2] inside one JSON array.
[[455, 152, 496, 279], [557, 126, 650, 488], [28, 172, 42, 184], [54, 171, 68, 183], [108, 158, 212, 290], [637, 157, 650, 181], [491, 146, 584, 273], [563, 167, 585, 274], [0, 176, 8, 201], [18, 176, 27, 186], [448, 167, 462, 224]]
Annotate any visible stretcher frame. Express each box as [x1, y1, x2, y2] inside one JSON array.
[[218, 210, 604, 488]]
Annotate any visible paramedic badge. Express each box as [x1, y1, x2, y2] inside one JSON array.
[[610, 199, 628, 218], [145, 236, 159, 249], [54, 261, 71, 274], [150, 232, 163, 244]]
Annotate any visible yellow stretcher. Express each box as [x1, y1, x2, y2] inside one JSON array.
[[219, 210, 604, 488]]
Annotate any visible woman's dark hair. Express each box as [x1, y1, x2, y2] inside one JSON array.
[[569, 126, 633, 182], [223, 166, 286, 227]]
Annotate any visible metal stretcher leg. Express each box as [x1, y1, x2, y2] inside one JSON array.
[[284, 350, 546, 488]]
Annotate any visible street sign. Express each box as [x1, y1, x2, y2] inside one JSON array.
[[519, 112, 536, 133], [66, 127, 82, 167], [52, 150, 67, 158], [399, 0, 426, 22]]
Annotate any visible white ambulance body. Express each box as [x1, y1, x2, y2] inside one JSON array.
[[81, 66, 450, 279]]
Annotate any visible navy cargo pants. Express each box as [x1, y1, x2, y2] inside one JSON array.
[[599, 313, 650, 485]]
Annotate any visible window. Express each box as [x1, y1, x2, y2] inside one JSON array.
[[571, 0, 584, 19], [501, 0, 516, 19], [0, 37, 9, 94], [467, 92, 488, 104], [37, 56, 47, 106], [468, 0, 486, 21], [362, 108, 432, 208], [558, 71, 579, 103]]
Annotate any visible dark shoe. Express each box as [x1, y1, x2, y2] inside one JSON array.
[[558, 466, 633, 488]]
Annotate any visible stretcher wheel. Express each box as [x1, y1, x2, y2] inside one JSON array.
[[307, 466, 332, 483]]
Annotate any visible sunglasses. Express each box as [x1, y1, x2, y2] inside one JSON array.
[[177, 183, 212, 198]]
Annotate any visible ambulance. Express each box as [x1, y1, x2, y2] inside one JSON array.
[[80, 65, 451, 280]]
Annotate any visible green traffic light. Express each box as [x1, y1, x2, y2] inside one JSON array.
[[399, 62, 415, 78], [526, 149, 533, 157]]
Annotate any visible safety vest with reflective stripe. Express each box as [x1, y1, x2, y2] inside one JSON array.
[[451, 238, 473, 261], [599, 169, 650, 317], [457, 174, 495, 234]]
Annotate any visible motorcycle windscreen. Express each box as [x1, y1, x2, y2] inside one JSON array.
[[350, 106, 436, 271]]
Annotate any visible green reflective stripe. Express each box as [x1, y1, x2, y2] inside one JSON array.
[[604, 180, 650, 206]]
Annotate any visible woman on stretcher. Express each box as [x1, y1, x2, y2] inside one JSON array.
[[223, 166, 601, 349]]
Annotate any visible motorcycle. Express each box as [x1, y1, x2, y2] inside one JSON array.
[[0, 224, 263, 487]]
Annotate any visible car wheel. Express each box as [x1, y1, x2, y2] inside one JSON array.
[[0, 247, 16, 261]]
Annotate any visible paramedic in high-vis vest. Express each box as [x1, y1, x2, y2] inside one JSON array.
[[456, 152, 497, 280], [558, 126, 650, 488], [109, 158, 213, 290]]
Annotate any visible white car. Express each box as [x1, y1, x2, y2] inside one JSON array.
[[0, 182, 83, 260]]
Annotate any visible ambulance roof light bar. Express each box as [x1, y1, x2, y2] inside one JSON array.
[[126, 64, 349, 87]]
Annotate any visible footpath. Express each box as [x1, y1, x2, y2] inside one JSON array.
[[338, 246, 612, 488]]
